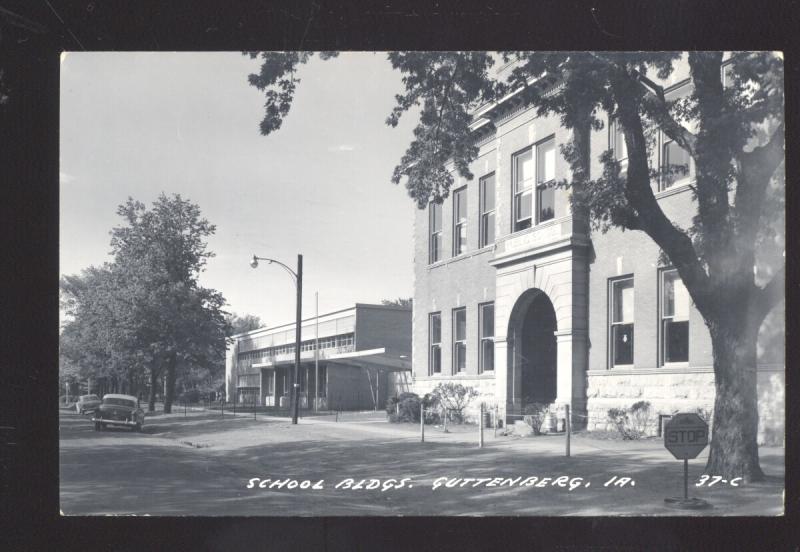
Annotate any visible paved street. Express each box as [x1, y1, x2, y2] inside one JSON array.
[[59, 408, 784, 516]]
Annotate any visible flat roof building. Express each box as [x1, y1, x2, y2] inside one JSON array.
[[226, 303, 411, 412]]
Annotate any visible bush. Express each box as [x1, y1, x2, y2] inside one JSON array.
[[629, 400, 652, 436], [386, 392, 421, 423], [430, 383, 479, 423], [386, 392, 441, 423], [522, 403, 551, 435], [607, 401, 653, 440]]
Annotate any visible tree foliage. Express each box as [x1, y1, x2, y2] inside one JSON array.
[[60, 194, 232, 412], [380, 297, 413, 308], [226, 312, 264, 336], [246, 51, 784, 481]]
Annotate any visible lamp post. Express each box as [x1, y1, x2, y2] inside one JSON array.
[[250, 253, 303, 425]]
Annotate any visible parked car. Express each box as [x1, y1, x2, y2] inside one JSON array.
[[75, 394, 101, 415], [92, 394, 145, 432]]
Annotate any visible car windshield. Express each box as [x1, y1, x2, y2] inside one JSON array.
[[103, 398, 136, 408]]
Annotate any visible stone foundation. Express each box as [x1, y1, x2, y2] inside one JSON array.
[[585, 366, 784, 445]]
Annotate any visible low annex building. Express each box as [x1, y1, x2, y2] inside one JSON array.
[[226, 303, 412, 411], [411, 55, 784, 443]]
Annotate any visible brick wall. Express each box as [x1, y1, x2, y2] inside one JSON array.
[[355, 305, 412, 354]]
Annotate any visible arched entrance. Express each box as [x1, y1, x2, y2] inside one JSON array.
[[507, 289, 558, 411]]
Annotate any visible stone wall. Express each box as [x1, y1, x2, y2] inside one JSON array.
[[586, 366, 784, 445]]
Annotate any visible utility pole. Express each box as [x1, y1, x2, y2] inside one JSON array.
[[291, 254, 303, 424], [250, 252, 303, 425], [315, 291, 319, 412]]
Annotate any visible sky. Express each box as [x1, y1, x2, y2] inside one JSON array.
[[60, 52, 418, 328]]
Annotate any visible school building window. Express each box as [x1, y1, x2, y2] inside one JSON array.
[[610, 277, 634, 367], [429, 202, 443, 263], [660, 137, 692, 191], [453, 307, 467, 373], [478, 302, 494, 373], [660, 268, 690, 364], [453, 187, 468, 255], [479, 173, 495, 247], [429, 312, 441, 375], [609, 119, 628, 171], [536, 136, 556, 223], [512, 147, 534, 231]]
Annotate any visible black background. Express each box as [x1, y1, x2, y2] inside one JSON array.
[[2, 0, 798, 549]]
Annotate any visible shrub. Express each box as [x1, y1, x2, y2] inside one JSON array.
[[607, 401, 653, 440], [430, 383, 479, 423], [629, 400, 652, 435], [386, 392, 422, 423], [522, 402, 551, 435]]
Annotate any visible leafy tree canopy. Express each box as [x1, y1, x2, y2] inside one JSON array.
[[60, 194, 232, 411]]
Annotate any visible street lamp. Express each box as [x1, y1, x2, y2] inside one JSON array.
[[250, 253, 303, 425]]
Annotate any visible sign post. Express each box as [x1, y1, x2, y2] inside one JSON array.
[[663, 412, 712, 509]]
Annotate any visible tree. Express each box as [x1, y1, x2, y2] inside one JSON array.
[[109, 194, 231, 413], [60, 194, 232, 413], [380, 297, 413, 308], [245, 51, 784, 481], [226, 312, 264, 335]]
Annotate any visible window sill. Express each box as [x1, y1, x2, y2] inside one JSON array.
[[661, 362, 689, 369], [590, 365, 714, 375], [655, 179, 694, 199], [427, 246, 495, 269], [610, 364, 635, 370], [417, 373, 496, 380], [504, 214, 572, 241]]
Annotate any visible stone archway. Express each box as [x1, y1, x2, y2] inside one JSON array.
[[507, 288, 558, 413]]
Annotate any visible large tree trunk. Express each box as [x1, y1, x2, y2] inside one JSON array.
[[163, 354, 177, 413], [148, 366, 158, 412], [705, 320, 765, 482]]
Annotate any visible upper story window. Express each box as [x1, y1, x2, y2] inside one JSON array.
[[660, 269, 690, 364], [610, 277, 634, 367], [536, 136, 556, 223], [609, 119, 628, 171], [453, 187, 467, 256], [512, 148, 534, 231], [722, 61, 735, 88], [660, 138, 692, 191], [429, 312, 442, 375], [513, 136, 559, 232], [453, 307, 467, 373], [478, 302, 494, 374], [479, 173, 496, 247], [429, 202, 443, 263]]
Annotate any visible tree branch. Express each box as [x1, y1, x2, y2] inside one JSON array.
[[752, 262, 785, 323], [734, 120, 785, 246], [609, 68, 714, 315], [587, 52, 697, 156], [739, 120, 784, 191]]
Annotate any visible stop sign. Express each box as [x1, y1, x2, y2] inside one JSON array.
[[664, 413, 709, 460]]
